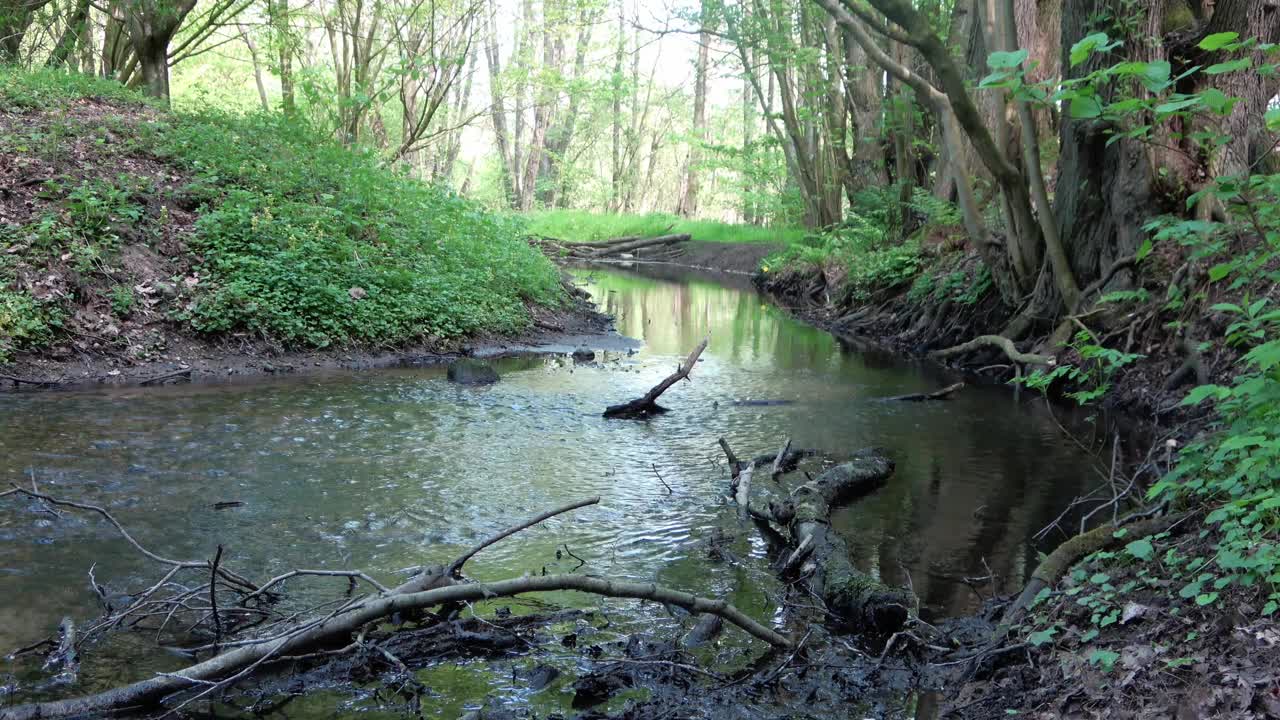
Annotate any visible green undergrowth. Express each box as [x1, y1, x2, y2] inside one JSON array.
[[763, 187, 972, 303], [0, 68, 564, 359], [1014, 170, 1280, 668], [522, 209, 806, 246]]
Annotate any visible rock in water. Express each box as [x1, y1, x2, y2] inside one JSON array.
[[572, 346, 595, 362], [447, 359, 500, 385]]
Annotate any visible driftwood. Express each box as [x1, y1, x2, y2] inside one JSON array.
[[0, 373, 59, 389], [604, 338, 708, 418], [720, 443, 914, 632], [533, 233, 692, 262], [0, 491, 788, 720], [0, 575, 788, 720], [780, 455, 914, 632], [881, 381, 965, 402], [139, 369, 193, 386]]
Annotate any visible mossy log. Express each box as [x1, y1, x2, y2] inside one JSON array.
[[787, 455, 914, 632], [732, 449, 914, 633]]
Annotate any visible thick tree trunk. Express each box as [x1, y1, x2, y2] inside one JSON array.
[[1054, 0, 1159, 296], [1199, 0, 1280, 179], [136, 42, 170, 102]]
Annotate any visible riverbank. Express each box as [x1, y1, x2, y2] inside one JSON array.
[[0, 69, 616, 391], [553, 236, 1279, 720]]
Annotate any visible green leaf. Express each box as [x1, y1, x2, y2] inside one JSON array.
[[1267, 108, 1280, 131], [1070, 96, 1104, 119], [1027, 627, 1057, 647], [1195, 592, 1219, 606], [1208, 262, 1233, 281], [989, 49, 1029, 69], [1155, 97, 1201, 114], [1125, 538, 1155, 561], [1070, 32, 1110, 67], [1136, 238, 1153, 261], [1206, 58, 1252, 75], [1199, 32, 1240, 51], [1089, 649, 1120, 671]]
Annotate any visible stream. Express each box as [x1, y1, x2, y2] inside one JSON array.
[[0, 264, 1109, 718]]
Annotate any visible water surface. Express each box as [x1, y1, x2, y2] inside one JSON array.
[[0, 265, 1105, 715]]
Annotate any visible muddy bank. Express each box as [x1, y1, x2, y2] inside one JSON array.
[[0, 287, 627, 392], [753, 254, 1234, 422]]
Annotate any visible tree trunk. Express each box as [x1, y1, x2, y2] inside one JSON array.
[[136, 41, 170, 101], [46, 0, 91, 67], [270, 0, 295, 116], [1054, 0, 1159, 297], [677, 8, 712, 217]]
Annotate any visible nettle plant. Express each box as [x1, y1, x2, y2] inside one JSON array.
[[1148, 170, 1280, 617]]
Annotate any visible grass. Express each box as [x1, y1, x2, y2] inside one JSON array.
[[522, 209, 807, 246], [0, 68, 565, 359]]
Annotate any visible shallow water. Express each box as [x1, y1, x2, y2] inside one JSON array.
[[0, 265, 1106, 716]]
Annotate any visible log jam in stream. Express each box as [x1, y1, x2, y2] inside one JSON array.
[[0, 265, 1122, 719]]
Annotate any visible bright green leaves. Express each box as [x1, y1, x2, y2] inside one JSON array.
[[1070, 32, 1116, 67], [1125, 538, 1155, 562], [1267, 108, 1280, 131], [1199, 32, 1241, 51], [1206, 58, 1252, 75], [1089, 649, 1120, 672], [1027, 626, 1058, 647], [988, 49, 1029, 69]]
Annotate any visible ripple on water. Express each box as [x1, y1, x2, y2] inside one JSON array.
[[0, 267, 1111, 708]]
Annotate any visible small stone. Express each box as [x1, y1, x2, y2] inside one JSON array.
[[447, 359, 500, 385], [571, 346, 595, 362]]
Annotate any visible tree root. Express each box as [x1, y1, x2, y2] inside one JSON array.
[[930, 335, 1053, 367], [987, 513, 1184, 647]]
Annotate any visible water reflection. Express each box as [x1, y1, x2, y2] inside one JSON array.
[[0, 265, 1105, 715]]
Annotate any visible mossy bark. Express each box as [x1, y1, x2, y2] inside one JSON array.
[[771, 453, 915, 632]]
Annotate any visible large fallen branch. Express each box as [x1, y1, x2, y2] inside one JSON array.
[[781, 455, 914, 632], [531, 233, 691, 262], [585, 233, 691, 257], [881, 381, 965, 402], [720, 443, 914, 633], [604, 338, 708, 418], [0, 575, 788, 720], [0, 491, 787, 719]]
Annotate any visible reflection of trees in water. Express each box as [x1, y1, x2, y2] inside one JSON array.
[[834, 395, 1103, 619], [581, 270, 840, 371]]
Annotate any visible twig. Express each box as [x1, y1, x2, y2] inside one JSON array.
[[209, 545, 224, 653], [651, 464, 673, 495]]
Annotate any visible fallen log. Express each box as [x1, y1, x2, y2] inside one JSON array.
[[587, 233, 691, 258], [881, 381, 965, 402], [604, 338, 708, 418], [784, 455, 914, 632], [720, 445, 914, 633]]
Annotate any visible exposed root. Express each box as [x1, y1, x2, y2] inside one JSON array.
[[931, 334, 1054, 367]]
